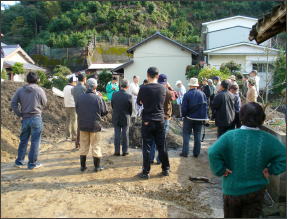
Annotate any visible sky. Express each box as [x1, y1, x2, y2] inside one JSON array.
[[1, 1, 19, 10]]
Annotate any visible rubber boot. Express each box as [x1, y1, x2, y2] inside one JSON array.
[[93, 157, 104, 172], [80, 155, 87, 172]]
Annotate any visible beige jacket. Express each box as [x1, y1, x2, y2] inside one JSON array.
[[246, 86, 258, 103]]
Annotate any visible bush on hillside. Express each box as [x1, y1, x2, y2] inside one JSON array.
[[1, 69, 8, 80], [36, 70, 52, 89], [11, 62, 25, 75], [53, 65, 72, 76]]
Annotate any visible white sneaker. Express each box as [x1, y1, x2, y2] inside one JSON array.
[[28, 163, 42, 170]]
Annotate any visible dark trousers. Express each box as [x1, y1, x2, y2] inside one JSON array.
[[182, 118, 202, 157], [114, 125, 129, 154], [223, 189, 265, 218], [141, 121, 170, 174], [233, 112, 241, 128], [217, 124, 235, 138]]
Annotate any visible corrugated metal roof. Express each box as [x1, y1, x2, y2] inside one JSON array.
[[127, 32, 198, 55], [2, 45, 20, 57], [88, 63, 123, 70]]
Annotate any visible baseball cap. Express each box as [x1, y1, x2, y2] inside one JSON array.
[[158, 74, 168, 84]]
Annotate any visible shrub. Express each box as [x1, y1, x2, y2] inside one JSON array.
[[36, 70, 52, 89], [272, 51, 286, 94], [198, 66, 230, 81], [12, 62, 25, 75], [97, 70, 112, 92], [1, 69, 8, 80], [53, 65, 72, 76], [185, 65, 201, 79], [51, 75, 68, 91]]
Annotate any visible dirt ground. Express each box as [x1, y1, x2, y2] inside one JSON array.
[[1, 124, 223, 218]]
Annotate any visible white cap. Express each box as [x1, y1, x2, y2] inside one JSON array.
[[175, 80, 182, 86]]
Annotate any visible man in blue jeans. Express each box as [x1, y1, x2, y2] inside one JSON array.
[[11, 72, 47, 169], [180, 78, 208, 158]]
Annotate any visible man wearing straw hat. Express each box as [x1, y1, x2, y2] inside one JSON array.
[[180, 78, 208, 158]]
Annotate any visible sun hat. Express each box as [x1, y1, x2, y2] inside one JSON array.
[[188, 78, 199, 87], [158, 74, 168, 84], [87, 78, 98, 89], [229, 75, 236, 81], [175, 80, 182, 86]]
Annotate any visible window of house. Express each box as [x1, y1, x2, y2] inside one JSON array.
[[252, 63, 275, 72]]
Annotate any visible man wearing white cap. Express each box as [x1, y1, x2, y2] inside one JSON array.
[[63, 76, 77, 141], [180, 78, 208, 158], [76, 78, 108, 172]]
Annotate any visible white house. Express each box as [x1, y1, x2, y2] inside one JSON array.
[[112, 32, 198, 88], [1, 42, 46, 81], [202, 16, 279, 90]]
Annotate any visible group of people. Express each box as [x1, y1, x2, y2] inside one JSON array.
[[11, 67, 286, 218]]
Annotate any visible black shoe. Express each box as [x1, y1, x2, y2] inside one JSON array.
[[122, 152, 129, 156], [150, 160, 155, 164], [138, 172, 150, 179], [193, 154, 199, 158], [179, 153, 188, 157], [114, 152, 121, 156], [162, 170, 170, 176], [80, 155, 87, 172], [93, 157, 104, 172]]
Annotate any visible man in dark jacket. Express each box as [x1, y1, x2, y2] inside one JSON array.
[[180, 78, 208, 158], [111, 79, 133, 156], [11, 72, 47, 169], [212, 80, 235, 138], [72, 73, 87, 149], [137, 67, 170, 179], [76, 78, 108, 172]]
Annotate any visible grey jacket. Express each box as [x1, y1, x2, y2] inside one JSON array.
[[76, 89, 108, 132], [11, 84, 47, 119], [111, 90, 133, 127], [72, 82, 86, 104]]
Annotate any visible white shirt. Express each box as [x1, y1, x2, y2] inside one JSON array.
[[63, 85, 75, 107], [129, 82, 139, 97]]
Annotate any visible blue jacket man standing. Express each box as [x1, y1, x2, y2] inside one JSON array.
[[180, 78, 208, 158]]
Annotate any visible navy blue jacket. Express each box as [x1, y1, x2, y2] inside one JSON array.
[[181, 88, 208, 120], [76, 89, 108, 132]]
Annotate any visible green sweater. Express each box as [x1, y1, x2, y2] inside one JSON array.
[[208, 129, 286, 196]]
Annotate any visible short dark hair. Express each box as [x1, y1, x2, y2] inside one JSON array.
[[143, 79, 148, 84], [229, 84, 239, 91], [120, 79, 129, 88], [68, 77, 74, 83], [147, 67, 159, 78], [112, 76, 117, 81], [26, 72, 38, 84], [77, 73, 85, 82], [240, 102, 266, 127], [221, 79, 230, 90], [133, 75, 138, 79]]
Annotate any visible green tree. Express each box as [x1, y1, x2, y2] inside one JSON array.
[[36, 70, 52, 88], [1, 69, 8, 80], [97, 70, 112, 92], [272, 51, 286, 94], [185, 65, 201, 79], [12, 62, 25, 75], [53, 65, 72, 76]]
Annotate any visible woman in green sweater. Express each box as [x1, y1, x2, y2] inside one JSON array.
[[208, 102, 286, 218]]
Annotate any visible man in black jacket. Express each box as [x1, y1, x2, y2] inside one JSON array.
[[76, 78, 108, 172], [212, 80, 235, 138], [137, 67, 170, 179], [111, 79, 133, 156]]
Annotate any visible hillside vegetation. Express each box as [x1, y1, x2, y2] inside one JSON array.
[[1, 1, 279, 50]]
